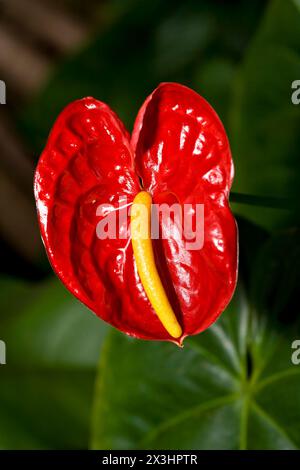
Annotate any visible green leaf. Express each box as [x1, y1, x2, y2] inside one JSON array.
[[91, 284, 300, 450], [0, 277, 108, 449], [230, 0, 300, 229], [154, 7, 215, 74]]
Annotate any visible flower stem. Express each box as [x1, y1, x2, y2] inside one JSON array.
[[230, 192, 292, 209]]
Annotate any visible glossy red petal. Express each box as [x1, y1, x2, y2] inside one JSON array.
[[132, 83, 238, 338], [35, 84, 238, 344], [34, 97, 171, 340]]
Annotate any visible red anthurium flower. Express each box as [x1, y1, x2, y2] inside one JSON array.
[[34, 83, 238, 345]]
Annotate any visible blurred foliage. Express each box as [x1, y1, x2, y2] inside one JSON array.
[[230, 0, 300, 229], [1, 0, 300, 450], [19, 0, 266, 150], [0, 278, 107, 449]]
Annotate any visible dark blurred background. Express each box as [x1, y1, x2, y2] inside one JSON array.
[[0, 0, 268, 282], [0, 0, 103, 279], [0, 0, 300, 451]]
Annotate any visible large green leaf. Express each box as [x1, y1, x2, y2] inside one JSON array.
[[91, 283, 300, 450], [230, 0, 300, 229], [0, 277, 108, 449]]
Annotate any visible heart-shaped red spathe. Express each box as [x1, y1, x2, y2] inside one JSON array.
[[34, 82, 238, 344]]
